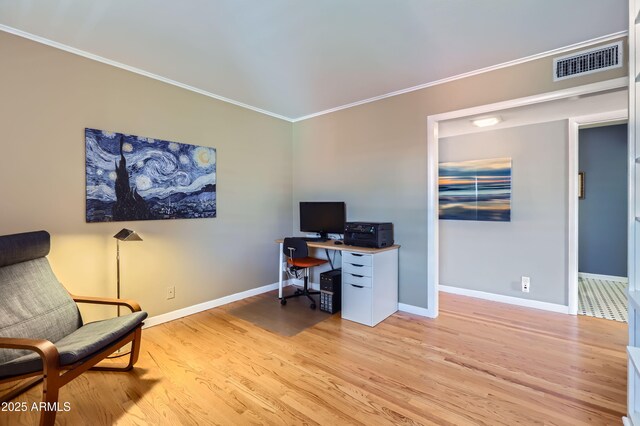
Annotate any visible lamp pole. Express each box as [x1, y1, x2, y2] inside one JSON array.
[[116, 239, 121, 317], [113, 228, 142, 318]]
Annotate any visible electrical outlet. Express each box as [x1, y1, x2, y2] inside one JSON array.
[[167, 286, 175, 299], [521, 276, 530, 293]]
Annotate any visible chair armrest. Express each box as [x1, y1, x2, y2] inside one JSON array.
[[0, 337, 59, 372], [70, 295, 141, 312]]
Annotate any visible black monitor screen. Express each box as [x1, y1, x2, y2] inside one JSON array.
[[300, 202, 346, 235]]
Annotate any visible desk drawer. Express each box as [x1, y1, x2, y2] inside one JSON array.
[[343, 272, 372, 288], [342, 283, 372, 326], [343, 262, 372, 277], [343, 251, 372, 267]]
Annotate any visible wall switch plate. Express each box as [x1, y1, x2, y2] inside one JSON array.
[[167, 286, 175, 299], [521, 276, 530, 293]]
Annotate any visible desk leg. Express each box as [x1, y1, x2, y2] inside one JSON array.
[[278, 242, 284, 299]]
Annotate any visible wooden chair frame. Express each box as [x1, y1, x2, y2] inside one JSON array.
[[0, 294, 144, 426]]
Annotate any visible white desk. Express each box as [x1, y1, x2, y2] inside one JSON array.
[[276, 239, 400, 326]]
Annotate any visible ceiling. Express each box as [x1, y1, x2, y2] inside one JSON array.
[[439, 88, 628, 139], [0, 1, 628, 121]]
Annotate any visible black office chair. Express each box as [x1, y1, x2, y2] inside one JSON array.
[[281, 237, 328, 309]]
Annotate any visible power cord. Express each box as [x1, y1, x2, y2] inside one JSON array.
[[333, 249, 341, 266], [106, 350, 131, 359], [283, 262, 301, 280], [323, 248, 342, 270]]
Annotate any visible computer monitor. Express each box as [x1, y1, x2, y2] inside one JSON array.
[[300, 202, 346, 240]]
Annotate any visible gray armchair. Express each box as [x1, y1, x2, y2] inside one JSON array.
[[0, 230, 147, 426]]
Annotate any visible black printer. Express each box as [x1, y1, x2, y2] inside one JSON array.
[[344, 222, 394, 248]]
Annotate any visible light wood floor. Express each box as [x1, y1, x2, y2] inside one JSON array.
[[0, 292, 627, 425]]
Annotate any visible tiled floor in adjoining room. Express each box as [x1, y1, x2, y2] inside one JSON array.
[[578, 276, 627, 322]]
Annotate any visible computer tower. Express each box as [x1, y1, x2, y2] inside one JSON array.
[[320, 268, 342, 314]]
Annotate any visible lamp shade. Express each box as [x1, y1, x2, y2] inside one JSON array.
[[113, 228, 143, 242]]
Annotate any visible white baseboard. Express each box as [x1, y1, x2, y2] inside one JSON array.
[[578, 272, 628, 283], [143, 280, 294, 329], [439, 285, 569, 314], [398, 303, 435, 318], [143, 280, 570, 329]]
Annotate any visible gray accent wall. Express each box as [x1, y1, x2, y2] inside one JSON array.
[[1, 29, 628, 314], [439, 121, 568, 305], [0, 32, 293, 321], [578, 124, 628, 277], [292, 39, 626, 310]]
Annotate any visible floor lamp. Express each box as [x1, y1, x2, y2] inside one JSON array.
[[113, 228, 142, 317]]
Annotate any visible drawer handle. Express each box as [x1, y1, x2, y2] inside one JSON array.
[[350, 274, 364, 278], [352, 253, 363, 257], [351, 284, 364, 288], [351, 264, 364, 268]]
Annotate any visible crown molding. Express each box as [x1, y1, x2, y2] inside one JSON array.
[[1, 24, 627, 123], [291, 30, 628, 122], [0, 24, 293, 123]]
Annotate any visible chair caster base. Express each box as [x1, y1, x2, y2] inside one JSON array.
[[280, 298, 287, 305]]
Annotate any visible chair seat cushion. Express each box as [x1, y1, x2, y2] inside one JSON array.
[[288, 257, 328, 268], [0, 311, 147, 378]]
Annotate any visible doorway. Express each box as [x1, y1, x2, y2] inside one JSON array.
[[426, 78, 629, 318], [577, 122, 628, 322]]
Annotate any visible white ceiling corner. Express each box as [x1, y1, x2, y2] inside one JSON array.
[[0, 1, 628, 121]]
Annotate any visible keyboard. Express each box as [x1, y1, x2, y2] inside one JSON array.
[[300, 237, 328, 242]]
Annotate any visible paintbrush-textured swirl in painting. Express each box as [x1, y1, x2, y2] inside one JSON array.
[[85, 128, 216, 222]]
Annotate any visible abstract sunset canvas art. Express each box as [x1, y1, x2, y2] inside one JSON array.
[[439, 157, 511, 222]]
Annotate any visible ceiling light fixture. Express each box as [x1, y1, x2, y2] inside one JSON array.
[[471, 116, 502, 128]]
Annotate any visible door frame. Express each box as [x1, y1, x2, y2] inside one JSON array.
[[568, 111, 628, 314], [426, 77, 628, 318]]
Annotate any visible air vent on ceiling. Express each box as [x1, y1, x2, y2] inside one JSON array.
[[553, 41, 622, 82]]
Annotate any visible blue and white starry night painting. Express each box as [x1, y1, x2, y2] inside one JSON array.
[[85, 128, 216, 222]]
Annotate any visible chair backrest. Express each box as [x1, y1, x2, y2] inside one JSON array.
[[282, 238, 309, 259], [0, 231, 83, 364]]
